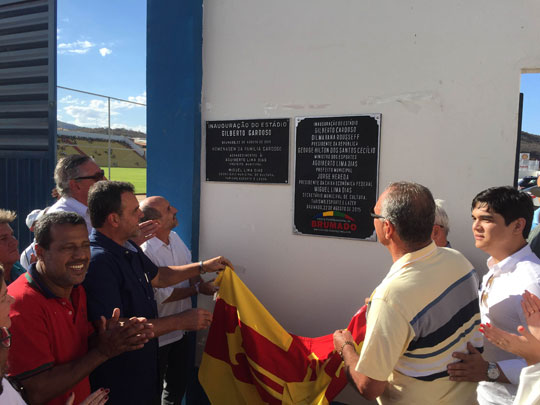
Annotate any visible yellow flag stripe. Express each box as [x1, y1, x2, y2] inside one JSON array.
[[216, 267, 293, 349]]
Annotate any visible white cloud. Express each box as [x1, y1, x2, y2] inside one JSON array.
[[111, 123, 147, 133], [70, 49, 89, 54], [99, 47, 112, 57], [61, 99, 117, 127], [58, 40, 93, 49], [59, 94, 146, 132], [59, 95, 83, 105], [58, 40, 94, 55], [128, 92, 146, 105]]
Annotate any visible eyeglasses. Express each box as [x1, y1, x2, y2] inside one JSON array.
[[0, 327, 11, 348], [370, 207, 385, 220], [74, 170, 105, 181]]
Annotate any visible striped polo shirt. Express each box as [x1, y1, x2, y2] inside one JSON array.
[[356, 242, 482, 405]]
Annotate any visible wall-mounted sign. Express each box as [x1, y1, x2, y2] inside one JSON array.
[[206, 119, 289, 183], [293, 115, 381, 240]]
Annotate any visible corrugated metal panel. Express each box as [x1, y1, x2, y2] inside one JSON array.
[[0, 0, 56, 249], [0, 151, 51, 247]]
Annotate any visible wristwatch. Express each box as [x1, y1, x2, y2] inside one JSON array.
[[487, 362, 500, 381], [199, 261, 206, 274]]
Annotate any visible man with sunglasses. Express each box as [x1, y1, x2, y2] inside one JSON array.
[[48, 154, 106, 233], [333, 182, 481, 404], [18, 155, 106, 272], [447, 186, 540, 405], [20, 155, 158, 270]]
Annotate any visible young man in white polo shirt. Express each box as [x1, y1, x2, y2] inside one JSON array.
[[447, 186, 540, 405]]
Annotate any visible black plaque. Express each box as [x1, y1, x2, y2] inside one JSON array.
[[206, 119, 289, 183], [294, 115, 380, 240]]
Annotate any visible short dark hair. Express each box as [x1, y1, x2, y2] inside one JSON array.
[[381, 181, 435, 247], [88, 181, 135, 228], [35, 212, 87, 249], [472, 186, 533, 238]]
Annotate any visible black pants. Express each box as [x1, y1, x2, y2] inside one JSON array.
[[157, 337, 192, 405]]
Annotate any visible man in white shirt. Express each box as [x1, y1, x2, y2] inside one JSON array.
[[19, 155, 103, 270], [20, 154, 158, 270], [49, 154, 106, 233], [140, 196, 217, 405], [447, 186, 540, 404]]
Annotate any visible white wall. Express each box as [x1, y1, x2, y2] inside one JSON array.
[[199, 1, 540, 403]]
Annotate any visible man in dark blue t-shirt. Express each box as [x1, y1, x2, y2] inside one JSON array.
[[83, 181, 231, 404]]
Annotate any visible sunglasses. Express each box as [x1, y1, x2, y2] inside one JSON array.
[[74, 170, 105, 181], [1, 327, 11, 348], [370, 207, 385, 220]]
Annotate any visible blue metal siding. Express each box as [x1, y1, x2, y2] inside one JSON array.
[[0, 0, 56, 249], [0, 151, 51, 245]]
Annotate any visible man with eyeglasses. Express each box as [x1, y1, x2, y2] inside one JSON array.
[[447, 186, 540, 405], [49, 155, 158, 243], [48, 154, 106, 233], [333, 181, 481, 404], [20, 154, 159, 270], [18, 155, 105, 272]]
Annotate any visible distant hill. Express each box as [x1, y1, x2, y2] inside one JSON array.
[[520, 131, 540, 161], [57, 120, 146, 139]]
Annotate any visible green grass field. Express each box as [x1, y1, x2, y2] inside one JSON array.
[[101, 167, 147, 194]]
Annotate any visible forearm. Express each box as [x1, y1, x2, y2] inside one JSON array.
[[89, 313, 197, 340], [21, 349, 107, 404], [152, 263, 201, 288], [341, 344, 361, 389], [189, 275, 203, 286], [163, 286, 197, 303], [147, 314, 188, 337], [146, 308, 212, 337], [341, 345, 386, 400]]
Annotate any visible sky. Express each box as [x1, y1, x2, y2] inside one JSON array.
[[57, 0, 147, 133], [521, 73, 540, 136], [57, 2, 540, 137]]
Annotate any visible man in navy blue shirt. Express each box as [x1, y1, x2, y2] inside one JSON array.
[[83, 181, 231, 404]]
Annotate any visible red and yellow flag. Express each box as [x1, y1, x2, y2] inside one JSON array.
[[199, 267, 366, 405]]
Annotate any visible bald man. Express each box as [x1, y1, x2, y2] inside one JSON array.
[[140, 196, 218, 405]]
